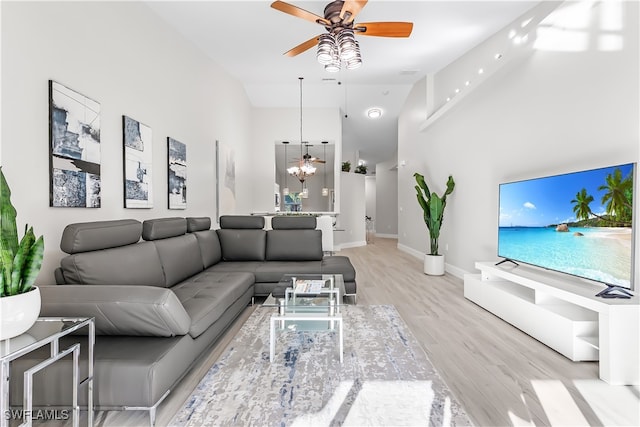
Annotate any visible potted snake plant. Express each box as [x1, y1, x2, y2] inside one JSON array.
[[0, 167, 44, 340], [414, 172, 455, 275]]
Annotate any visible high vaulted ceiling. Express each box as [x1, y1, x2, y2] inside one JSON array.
[[147, 1, 539, 167]]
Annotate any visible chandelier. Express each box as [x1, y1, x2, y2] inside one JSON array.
[[316, 29, 362, 72], [287, 77, 316, 183]]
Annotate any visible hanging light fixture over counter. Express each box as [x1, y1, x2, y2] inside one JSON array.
[[287, 77, 316, 187]]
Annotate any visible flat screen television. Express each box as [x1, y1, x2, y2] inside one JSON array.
[[498, 163, 636, 291]]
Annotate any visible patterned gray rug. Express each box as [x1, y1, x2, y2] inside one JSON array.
[[170, 305, 472, 426]]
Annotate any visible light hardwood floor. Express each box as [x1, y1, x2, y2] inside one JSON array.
[[42, 238, 640, 426]]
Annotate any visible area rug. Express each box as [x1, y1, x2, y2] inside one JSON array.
[[170, 305, 472, 426]]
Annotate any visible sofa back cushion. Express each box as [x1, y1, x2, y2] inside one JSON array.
[[152, 234, 204, 287], [192, 230, 222, 268], [60, 241, 166, 286], [217, 229, 266, 261], [266, 229, 323, 261], [60, 219, 142, 254], [216, 215, 266, 261]]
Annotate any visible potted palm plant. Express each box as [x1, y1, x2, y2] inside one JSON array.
[[0, 167, 44, 340], [414, 172, 455, 275]]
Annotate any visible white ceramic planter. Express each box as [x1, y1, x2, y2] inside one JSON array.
[[424, 255, 445, 276], [0, 287, 41, 341]]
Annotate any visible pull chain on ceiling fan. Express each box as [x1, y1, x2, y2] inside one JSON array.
[[271, 0, 413, 72]]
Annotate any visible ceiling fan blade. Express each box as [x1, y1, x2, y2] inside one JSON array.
[[340, 0, 368, 25], [271, 1, 330, 26], [284, 35, 321, 57], [353, 22, 413, 37]]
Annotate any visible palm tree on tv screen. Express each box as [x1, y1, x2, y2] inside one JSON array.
[[598, 168, 633, 225], [571, 188, 594, 221], [570, 167, 633, 227]]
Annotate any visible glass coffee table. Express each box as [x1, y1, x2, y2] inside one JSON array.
[[263, 274, 345, 363]]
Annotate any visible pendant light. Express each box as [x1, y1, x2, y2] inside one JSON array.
[[282, 141, 289, 196], [287, 77, 316, 182], [322, 141, 329, 196]]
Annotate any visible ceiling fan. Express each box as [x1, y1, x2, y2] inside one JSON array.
[[291, 152, 326, 164], [271, 0, 413, 71]]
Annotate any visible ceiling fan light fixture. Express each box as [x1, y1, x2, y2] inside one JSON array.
[[325, 58, 341, 73], [345, 41, 362, 69], [317, 33, 337, 65], [337, 28, 358, 60]]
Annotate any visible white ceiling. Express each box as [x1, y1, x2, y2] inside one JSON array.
[[147, 0, 539, 166]]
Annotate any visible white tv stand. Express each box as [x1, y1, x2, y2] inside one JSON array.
[[464, 261, 639, 385]]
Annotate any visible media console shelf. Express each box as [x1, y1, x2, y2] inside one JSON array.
[[464, 262, 639, 385]]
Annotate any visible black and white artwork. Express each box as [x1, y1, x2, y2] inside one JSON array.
[[49, 80, 101, 207], [168, 137, 187, 209], [123, 116, 153, 208], [216, 140, 236, 222]]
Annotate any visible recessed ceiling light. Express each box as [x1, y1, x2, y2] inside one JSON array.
[[367, 108, 382, 119], [465, 81, 470, 86], [495, 53, 503, 60], [455, 88, 460, 93], [478, 68, 484, 74]]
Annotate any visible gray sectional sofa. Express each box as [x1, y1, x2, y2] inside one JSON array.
[[11, 215, 356, 424]]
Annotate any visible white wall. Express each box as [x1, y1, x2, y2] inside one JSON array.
[[365, 176, 376, 228], [335, 171, 366, 249], [398, 1, 639, 284], [375, 157, 399, 238], [0, 1, 253, 284], [250, 107, 342, 213]]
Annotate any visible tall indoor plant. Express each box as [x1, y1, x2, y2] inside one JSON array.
[[0, 167, 44, 340], [414, 172, 455, 275]]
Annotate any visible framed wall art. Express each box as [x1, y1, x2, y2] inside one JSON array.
[[123, 115, 153, 208], [216, 140, 236, 222], [49, 80, 101, 207], [167, 137, 187, 209]]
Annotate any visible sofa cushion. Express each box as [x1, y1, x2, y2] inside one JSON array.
[[219, 215, 264, 229], [321, 256, 356, 282], [142, 217, 187, 240], [60, 241, 166, 286], [192, 230, 222, 268], [39, 285, 191, 337], [266, 229, 323, 261], [271, 216, 316, 230], [217, 229, 266, 261], [171, 271, 254, 338], [60, 219, 142, 254], [254, 260, 323, 283], [187, 217, 211, 232], [206, 261, 262, 275], [152, 234, 204, 287]]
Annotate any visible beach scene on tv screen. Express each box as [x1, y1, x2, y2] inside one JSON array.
[[499, 163, 634, 288]]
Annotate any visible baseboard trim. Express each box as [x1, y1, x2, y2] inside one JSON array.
[[374, 233, 398, 239], [397, 243, 468, 279], [336, 240, 367, 250]]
